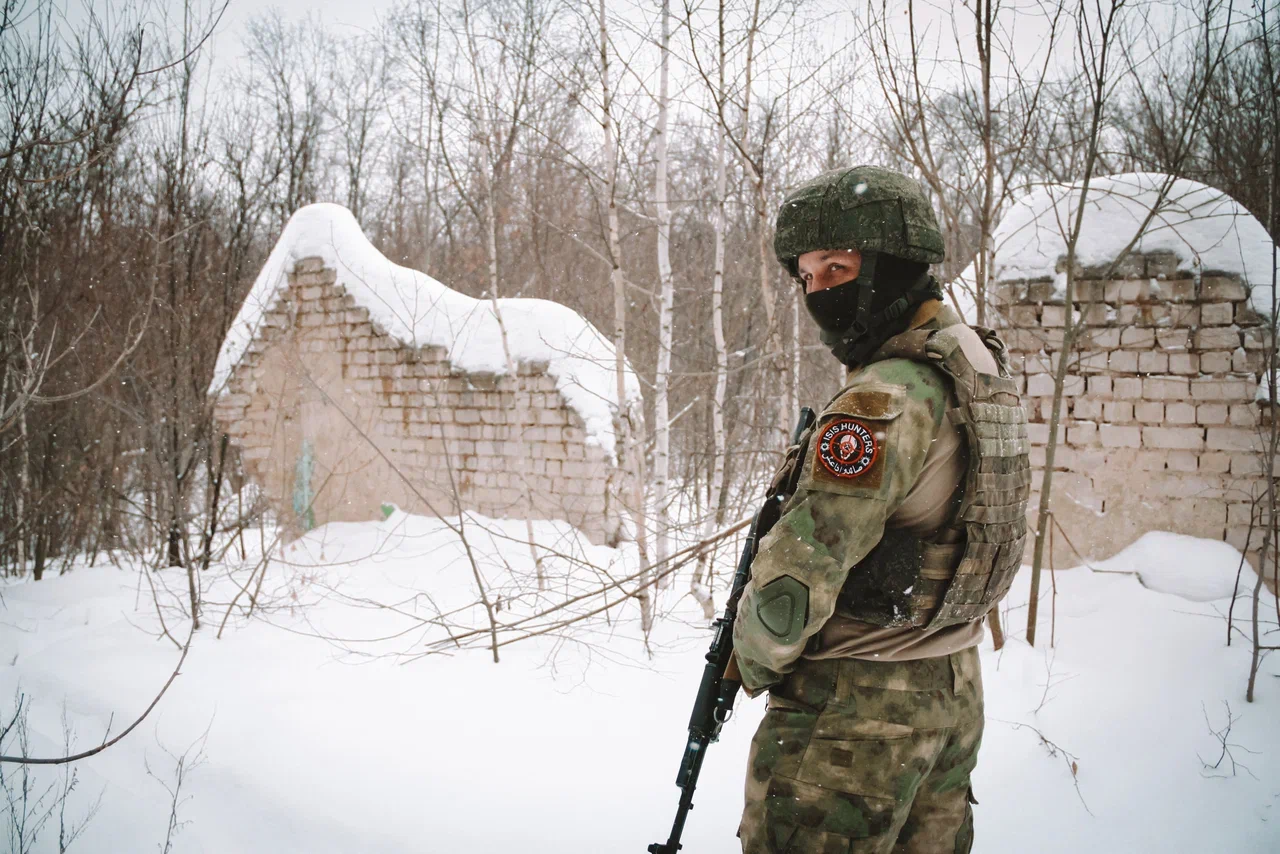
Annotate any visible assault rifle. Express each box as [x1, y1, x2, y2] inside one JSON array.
[[649, 406, 815, 854]]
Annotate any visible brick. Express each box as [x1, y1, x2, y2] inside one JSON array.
[[1104, 401, 1134, 423], [1150, 473, 1227, 499], [1137, 304, 1176, 327], [1191, 377, 1253, 401], [1196, 404, 1228, 425], [1135, 401, 1165, 423], [1010, 305, 1040, 326], [1163, 279, 1198, 302], [1135, 450, 1169, 471], [1166, 402, 1196, 424], [1087, 376, 1113, 397], [1229, 404, 1257, 427], [1080, 304, 1110, 325], [1167, 305, 1200, 328], [1143, 376, 1190, 400], [1138, 351, 1169, 374], [1077, 351, 1111, 373], [1114, 377, 1144, 399], [1104, 280, 1144, 302], [1201, 276, 1247, 301], [1145, 252, 1180, 278], [1195, 326, 1241, 351], [1200, 351, 1232, 373], [1088, 328, 1122, 349], [1041, 305, 1067, 327], [1100, 425, 1142, 448], [1028, 281, 1064, 303], [1156, 329, 1190, 351], [1168, 354, 1198, 375], [1027, 373, 1056, 397], [1072, 398, 1102, 420], [1231, 348, 1253, 373], [1062, 448, 1109, 473], [1121, 327, 1156, 349], [1167, 450, 1199, 472], [1200, 453, 1231, 473], [1109, 351, 1140, 373], [1243, 328, 1273, 351], [1073, 280, 1106, 302], [1027, 422, 1066, 445], [1207, 427, 1258, 452], [1068, 423, 1097, 446], [1002, 329, 1042, 353], [1143, 426, 1205, 450], [1227, 503, 1255, 526], [1201, 302, 1234, 325], [1231, 453, 1261, 475], [1108, 254, 1147, 278]]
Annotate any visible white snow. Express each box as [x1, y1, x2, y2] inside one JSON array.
[[950, 173, 1280, 322], [209, 203, 641, 458], [1090, 530, 1261, 602], [2, 520, 1277, 853]]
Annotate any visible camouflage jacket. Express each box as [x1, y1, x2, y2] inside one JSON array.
[[732, 353, 952, 694]]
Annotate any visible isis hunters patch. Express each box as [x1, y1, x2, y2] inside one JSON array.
[[816, 418, 878, 478]]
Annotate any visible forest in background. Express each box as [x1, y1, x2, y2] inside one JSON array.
[[1, 0, 1277, 611]]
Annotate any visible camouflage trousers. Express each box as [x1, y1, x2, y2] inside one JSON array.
[[739, 647, 983, 854]]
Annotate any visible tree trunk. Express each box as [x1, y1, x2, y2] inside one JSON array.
[[600, 0, 652, 635], [653, 0, 674, 589]]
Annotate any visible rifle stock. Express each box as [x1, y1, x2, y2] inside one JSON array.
[[648, 406, 815, 854]]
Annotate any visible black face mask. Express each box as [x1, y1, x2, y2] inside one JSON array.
[[802, 253, 938, 368], [802, 252, 878, 367], [803, 279, 863, 335]]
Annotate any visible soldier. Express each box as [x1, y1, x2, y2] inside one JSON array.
[[733, 166, 1030, 854]]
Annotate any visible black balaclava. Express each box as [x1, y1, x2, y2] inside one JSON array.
[[803, 252, 940, 368]]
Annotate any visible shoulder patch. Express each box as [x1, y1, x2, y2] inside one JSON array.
[[816, 419, 878, 479]]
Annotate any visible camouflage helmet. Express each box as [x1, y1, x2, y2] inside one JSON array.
[[773, 165, 945, 277]]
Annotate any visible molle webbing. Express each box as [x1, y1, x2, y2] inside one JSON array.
[[836, 324, 1031, 628]]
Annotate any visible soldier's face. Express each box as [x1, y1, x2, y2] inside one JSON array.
[[797, 249, 862, 294]]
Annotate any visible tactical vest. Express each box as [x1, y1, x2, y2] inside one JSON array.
[[832, 323, 1031, 628]]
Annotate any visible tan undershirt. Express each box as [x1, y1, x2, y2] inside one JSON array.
[[804, 302, 1000, 663]]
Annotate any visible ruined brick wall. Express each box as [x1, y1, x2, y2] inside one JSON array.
[[994, 252, 1271, 568], [213, 257, 622, 544]]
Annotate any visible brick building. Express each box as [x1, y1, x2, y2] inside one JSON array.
[[209, 204, 637, 544], [982, 175, 1279, 570]]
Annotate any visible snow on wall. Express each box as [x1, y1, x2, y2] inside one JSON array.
[[950, 173, 1279, 321], [210, 203, 641, 458]]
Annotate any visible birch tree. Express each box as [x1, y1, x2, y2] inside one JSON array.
[[689, 0, 733, 620], [597, 0, 654, 634], [652, 0, 676, 589]]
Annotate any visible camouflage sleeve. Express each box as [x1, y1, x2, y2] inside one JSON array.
[[732, 358, 950, 694]]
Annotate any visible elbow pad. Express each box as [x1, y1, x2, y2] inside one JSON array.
[[754, 575, 809, 645]]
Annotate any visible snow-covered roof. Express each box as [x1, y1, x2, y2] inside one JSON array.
[[210, 203, 641, 458], [951, 173, 1279, 321]]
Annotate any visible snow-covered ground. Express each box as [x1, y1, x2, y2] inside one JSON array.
[[2, 516, 1277, 853]]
